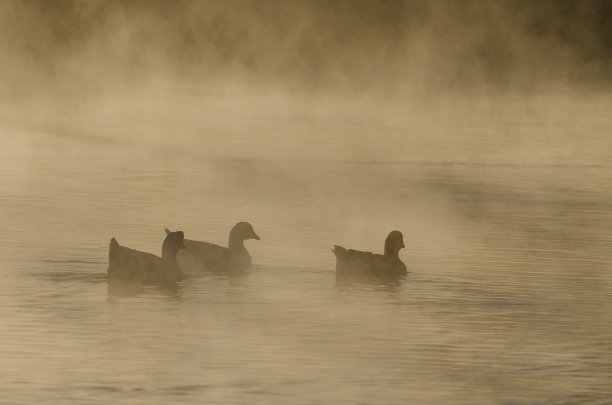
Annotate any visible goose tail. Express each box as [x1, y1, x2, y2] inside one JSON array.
[[109, 237, 120, 260], [165, 228, 171, 235], [332, 245, 348, 257]]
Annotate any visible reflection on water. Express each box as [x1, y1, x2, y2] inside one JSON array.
[[1, 102, 611, 404]]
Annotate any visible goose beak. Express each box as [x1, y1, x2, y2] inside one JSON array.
[[253, 232, 260, 240], [402, 242, 405, 248]]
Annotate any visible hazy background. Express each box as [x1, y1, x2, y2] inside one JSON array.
[[1, 0, 612, 95], [2, 0, 612, 162], [1, 2, 612, 404]]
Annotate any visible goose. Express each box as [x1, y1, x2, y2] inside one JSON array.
[[332, 230, 407, 281], [107, 231, 185, 284], [165, 222, 259, 272]]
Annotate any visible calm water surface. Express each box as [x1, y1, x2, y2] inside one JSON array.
[[1, 98, 611, 404]]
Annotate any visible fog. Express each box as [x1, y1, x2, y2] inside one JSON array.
[[2, 1, 611, 163], [2, 0, 612, 94], [2, 0, 612, 271], [2, 2, 612, 404], [2, 0, 611, 269]]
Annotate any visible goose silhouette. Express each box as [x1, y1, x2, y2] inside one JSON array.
[[332, 230, 407, 281], [165, 222, 259, 272], [107, 231, 185, 284]]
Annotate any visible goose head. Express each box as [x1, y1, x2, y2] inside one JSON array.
[[228, 222, 260, 248], [162, 230, 186, 259], [384, 230, 405, 258]]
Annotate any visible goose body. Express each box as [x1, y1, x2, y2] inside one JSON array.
[[166, 222, 259, 272], [333, 230, 407, 281], [107, 231, 185, 284]]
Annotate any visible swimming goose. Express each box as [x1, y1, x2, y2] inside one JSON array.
[[165, 222, 260, 272], [332, 230, 407, 281], [107, 231, 186, 284]]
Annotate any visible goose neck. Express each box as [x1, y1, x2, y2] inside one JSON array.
[[162, 248, 179, 261], [228, 238, 246, 251], [384, 249, 399, 259]]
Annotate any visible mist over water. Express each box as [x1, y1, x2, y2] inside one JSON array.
[[2, 0, 612, 95], [1, 1, 612, 404]]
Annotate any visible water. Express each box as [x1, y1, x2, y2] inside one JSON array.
[[1, 94, 611, 404]]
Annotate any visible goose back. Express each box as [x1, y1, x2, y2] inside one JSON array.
[[332, 230, 407, 281], [107, 231, 185, 284], [167, 222, 259, 272]]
